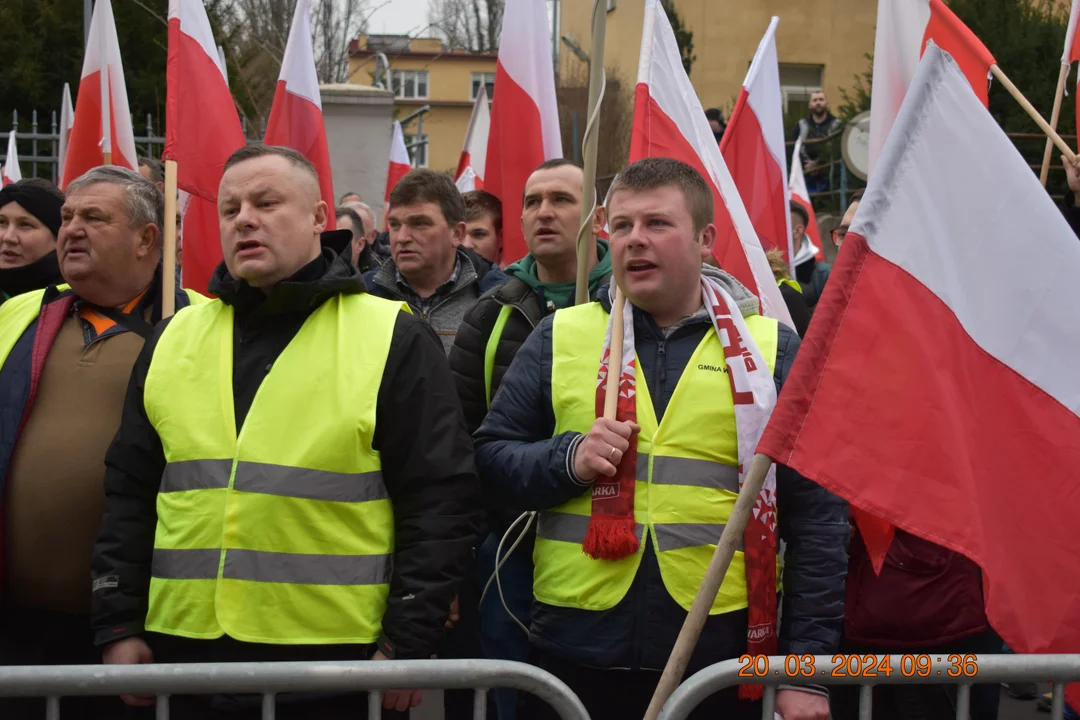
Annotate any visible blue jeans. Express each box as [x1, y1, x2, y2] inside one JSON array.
[[476, 531, 534, 720]]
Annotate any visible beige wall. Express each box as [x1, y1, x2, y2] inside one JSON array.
[[559, 0, 876, 119], [349, 40, 496, 173]]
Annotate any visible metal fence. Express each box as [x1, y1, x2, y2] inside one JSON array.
[[0, 658, 590, 720], [658, 654, 1080, 720]]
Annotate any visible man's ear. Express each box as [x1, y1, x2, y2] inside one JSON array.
[[699, 223, 717, 256], [136, 224, 161, 259], [313, 200, 329, 233], [451, 221, 466, 248], [592, 205, 607, 237]]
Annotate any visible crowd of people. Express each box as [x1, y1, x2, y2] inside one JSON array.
[[1, 116, 1080, 720]]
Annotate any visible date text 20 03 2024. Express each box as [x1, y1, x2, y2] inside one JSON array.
[[739, 654, 980, 679]]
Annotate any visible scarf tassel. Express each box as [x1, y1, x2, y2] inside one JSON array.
[[739, 684, 765, 701], [582, 515, 639, 561]]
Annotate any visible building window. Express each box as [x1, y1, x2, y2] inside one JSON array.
[[391, 70, 429, 99], [778, 64, 825, 131], [404, 133, 428, 168], [471, 72, 496, 101]]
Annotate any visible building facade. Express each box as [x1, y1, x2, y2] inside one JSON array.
[[348, 35, 496, 175], [558, 0, 877, 132]]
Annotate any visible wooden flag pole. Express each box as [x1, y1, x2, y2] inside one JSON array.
[[102, 151, 113, 166], [1039, 63, 1071, 187], [991, 65, 1076, 162], [603, 286, 625, 419], [162, 159, 178, 318], [644, 452, 775, 720], [575, 0, 608, 306]]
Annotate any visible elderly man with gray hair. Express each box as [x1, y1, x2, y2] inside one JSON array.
[[0, 165, 201, 720]]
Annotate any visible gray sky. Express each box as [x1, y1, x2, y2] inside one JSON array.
[[367, 0, 434, 36]]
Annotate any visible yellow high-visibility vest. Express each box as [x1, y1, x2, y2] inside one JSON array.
[[537, 301, 779, 614], [778, 278, 803, 294], [0, 286, 204, 369], [142, 292, 406, 644]]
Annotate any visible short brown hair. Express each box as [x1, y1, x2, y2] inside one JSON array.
[[389, 169, 465, 226], [224, 144, 319, 185], [607, 158, 713, 235], [462, 190, 502, 233]]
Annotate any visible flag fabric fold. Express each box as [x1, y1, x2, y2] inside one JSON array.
[[720, 17, 793, 265], [630, 0, 792, 328], [58, 84, 75, 183], [264, 0, 335, 229], [166, 0, 246, 294], [758, 45, 1080, 709], [62, 0, 138, 188], [1064, 0, 1080, 140], [456, 84, 491, 193], [868, 0, 995, 176], [384, 121, 412, 216], [485, 0, 562, 263], [2, 132, 21, 187], [789, 137, 824, 262]]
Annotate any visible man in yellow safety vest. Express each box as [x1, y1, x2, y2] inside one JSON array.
[[92, 144, 481, 719], [474, 158, 849, 720]]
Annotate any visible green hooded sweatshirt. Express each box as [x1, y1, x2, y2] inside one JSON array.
[[505, 239, 612, 313]]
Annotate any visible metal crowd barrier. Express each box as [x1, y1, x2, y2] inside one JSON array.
[[0, 658, 590, 720], [659, 654, 1080, 720]]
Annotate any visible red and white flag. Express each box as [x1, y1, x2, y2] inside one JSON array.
[[264, 0, 335, 229], [485, 0, 562, 263], [720, 17, 793, 265], [166, 0, 246, 294], [384, 120, 412, 217], [629, 0, 792, 327], [2, 132, 22, 187], [1062, 0, 1080, 139], [758, 45, 1080, 709], [868, 0, 995, 176], [58, 83, 74, 183], [61, 0, 138, 188], [789, 136, 824, 263], [456, 84, 491, 193]]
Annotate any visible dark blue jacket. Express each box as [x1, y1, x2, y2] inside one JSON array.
[[473, 275, 849, 672]]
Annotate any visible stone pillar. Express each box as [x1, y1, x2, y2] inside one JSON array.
[[320, 83, 394, 222]]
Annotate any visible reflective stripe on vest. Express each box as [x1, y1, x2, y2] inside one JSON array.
[[142, 293, 406, 644], [484, 304, 515, 407], [538, 301, 778, 614]]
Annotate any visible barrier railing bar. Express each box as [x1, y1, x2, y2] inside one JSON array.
[[368, 690, 382, 718], [157, 695, 170, 720], [762, 684, 776, 720], [659, 655, 1080, 720], [955, 683, 970, 720], [262, 691, 275, 720], [858, 683, 872, 720], [1053, 682, 1067, 720], [0, 659, 588, 720], [46, 695, 59, 720], [475, 688, 489, 720]]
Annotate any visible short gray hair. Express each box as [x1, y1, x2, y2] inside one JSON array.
[[66, 165, 164, 230]]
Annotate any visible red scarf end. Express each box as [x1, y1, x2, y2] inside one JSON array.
[[739, 684, 764, 701], [582, 515, 639, 561]]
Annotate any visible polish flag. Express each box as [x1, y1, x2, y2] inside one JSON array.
[[58, 84, 74, 183], [789, 136, 824, 263], [264, 0, 336, 229], [758, 45, 1080, 710], [630, 0, 792, 327], [166, 0, 246, 294], [1062, 0, 1080, 139], [61, 0, 138, 188], [720, 17, 793, 265], [2, 132, 22, 187], [868, 0, 995, 176], [456, 84, 491, 193], [384, 121, 412, 217], [485, 0, 562, 263]]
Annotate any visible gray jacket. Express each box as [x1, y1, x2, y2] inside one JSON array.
[[364, 247, 508, 355]]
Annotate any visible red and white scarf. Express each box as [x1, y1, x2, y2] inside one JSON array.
[[585, 275, 778, 699]]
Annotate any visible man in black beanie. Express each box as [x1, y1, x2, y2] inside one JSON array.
[[0, 178, 64, 305]]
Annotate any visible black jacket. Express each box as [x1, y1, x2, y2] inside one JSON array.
[[92, 240, 482, 662], [473, 271, 849, 672], [1062, 192, 1080, 240]]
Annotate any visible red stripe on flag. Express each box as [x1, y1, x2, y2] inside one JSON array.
[[455, 150, 472, 185], [485, 61, 549, 264], [180, 196, 221, 296], [62, 71, 105, 189], [629, 83, 761, 299], [922, 0, 996, 107], [264, 81, 336, 231], [721, 87, 789, 260], [791, 194, 823, 259], [759, 232, 1080, 660]]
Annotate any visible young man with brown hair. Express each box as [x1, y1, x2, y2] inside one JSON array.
[[462, 190, 503, 265]]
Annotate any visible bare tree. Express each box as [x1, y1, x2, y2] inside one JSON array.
[[429, 0, 504, 52]]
